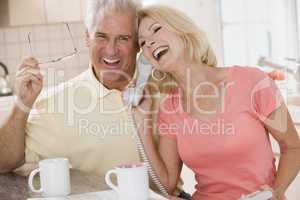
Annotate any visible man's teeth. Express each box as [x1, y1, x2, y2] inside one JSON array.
[[103, 58, 120, 64], [153, 46, 169, 60]]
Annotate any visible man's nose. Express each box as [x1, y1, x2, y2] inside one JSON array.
[[105, 40, 118, 55]]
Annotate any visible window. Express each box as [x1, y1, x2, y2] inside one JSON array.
[[142, 0, 158, 6], [220, 0, 299, 66], [297, 0, 300, 49]]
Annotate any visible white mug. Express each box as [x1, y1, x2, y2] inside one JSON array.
[[105, 163, 150, 200], [28, 158, 71, 197]]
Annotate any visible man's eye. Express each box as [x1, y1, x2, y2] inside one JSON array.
[[95, 34, 106, 40], [153, 26, 161, 33], [119, 36, 129, 41]]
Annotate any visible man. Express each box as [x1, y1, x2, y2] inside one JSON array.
[[0, 0, 141, 175]]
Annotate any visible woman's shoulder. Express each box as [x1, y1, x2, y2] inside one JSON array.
[[229, 65, 269, 85], [230, 65, 266, 77]]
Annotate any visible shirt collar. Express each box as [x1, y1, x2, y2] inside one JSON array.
[[85, 64, 137, 99]]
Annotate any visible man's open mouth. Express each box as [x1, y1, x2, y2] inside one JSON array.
[[103, 58, 121, 65]]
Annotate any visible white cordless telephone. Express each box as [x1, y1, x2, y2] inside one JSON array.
[[123, 54, 169, 197]]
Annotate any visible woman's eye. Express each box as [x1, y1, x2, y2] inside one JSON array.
[[153, 26, 161, 33], [140, 41, 145, 47]]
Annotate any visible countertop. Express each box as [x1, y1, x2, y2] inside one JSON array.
[[0, 170, 110, 200], [0, 172, 27, 200]]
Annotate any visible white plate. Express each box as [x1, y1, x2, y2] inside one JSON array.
[[27, 190, 168, 200]]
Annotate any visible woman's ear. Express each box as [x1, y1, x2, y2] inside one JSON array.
[[85, 31, 90, 47]]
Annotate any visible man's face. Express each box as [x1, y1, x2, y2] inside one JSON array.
[[87, 11, 139, 90]]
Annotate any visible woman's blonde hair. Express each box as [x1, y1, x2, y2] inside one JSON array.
[[138, 5, 217, 94], [138, 5, 217, 68]]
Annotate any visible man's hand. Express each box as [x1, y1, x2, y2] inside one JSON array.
[[14, 57, 43, 111]]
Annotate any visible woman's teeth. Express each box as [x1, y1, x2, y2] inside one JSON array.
[[153, 46, 169, 61]]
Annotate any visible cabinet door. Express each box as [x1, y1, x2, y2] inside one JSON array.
[[80, 0, 86, 21], [45, 0, 81, 23], [9, 0, 46, 26]]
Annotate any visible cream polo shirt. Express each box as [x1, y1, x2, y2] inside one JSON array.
[[16, 67, 140, 176]]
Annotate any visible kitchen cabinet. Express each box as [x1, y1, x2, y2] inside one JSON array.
[[80, 0, 86, 21], [8, 0, 84, 26], [9, 0, 47, 26], [44, 0, 82, 23]]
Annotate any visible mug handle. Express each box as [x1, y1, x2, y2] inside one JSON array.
[[28, 168, 43, 193], [105, 169, 119, 193]]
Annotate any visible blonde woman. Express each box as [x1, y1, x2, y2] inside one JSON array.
[[134, 5, 300, 200]]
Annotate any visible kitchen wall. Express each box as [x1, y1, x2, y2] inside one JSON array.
[[0, 0, 223, 88], [0, 22, 89, 87]]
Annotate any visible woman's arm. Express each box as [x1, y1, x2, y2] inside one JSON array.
[[263, 104, 300, 199], [135, 113, 183, 194], [132, 85, 183, 194]]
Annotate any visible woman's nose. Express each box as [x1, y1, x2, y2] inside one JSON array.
[[146, 40, 156, 47]]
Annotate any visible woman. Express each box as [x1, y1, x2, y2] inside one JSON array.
[[134, 5, 300, 200]]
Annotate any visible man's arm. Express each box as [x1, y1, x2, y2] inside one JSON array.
[[0, 106, 29, 172], [0, 58, 43, 173]]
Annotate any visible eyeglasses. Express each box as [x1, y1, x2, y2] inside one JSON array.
[[27, 23, 78, 65]]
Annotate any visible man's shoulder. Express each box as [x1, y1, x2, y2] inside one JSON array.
[[36, 70, 90, 103]]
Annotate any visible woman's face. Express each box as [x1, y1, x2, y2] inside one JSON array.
[[138, 17, 185, 72]]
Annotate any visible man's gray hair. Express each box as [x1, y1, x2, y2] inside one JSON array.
[[85, 0, 142, 34]]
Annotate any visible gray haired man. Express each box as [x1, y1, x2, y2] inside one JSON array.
[[0, 0, 141, 175]]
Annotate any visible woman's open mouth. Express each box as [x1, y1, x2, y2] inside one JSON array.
[[153, 46, 169, 61]]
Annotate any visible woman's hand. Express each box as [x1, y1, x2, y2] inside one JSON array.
[[135, 85, 153, 113], [169, 196, 184, 200], [260, 185, 280, 200]]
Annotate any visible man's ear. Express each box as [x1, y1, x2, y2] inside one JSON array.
[[85, 31, 90, 47], [135, 42, 140, 52], [136, 46, 140, 53]]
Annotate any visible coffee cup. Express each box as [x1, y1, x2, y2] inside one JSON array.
[[28, 158, 71, 197], [105, 163, 149, 200]]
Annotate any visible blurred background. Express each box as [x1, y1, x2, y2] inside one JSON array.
[[0, 0, 299, 198], [0, 0, 299, 88]]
